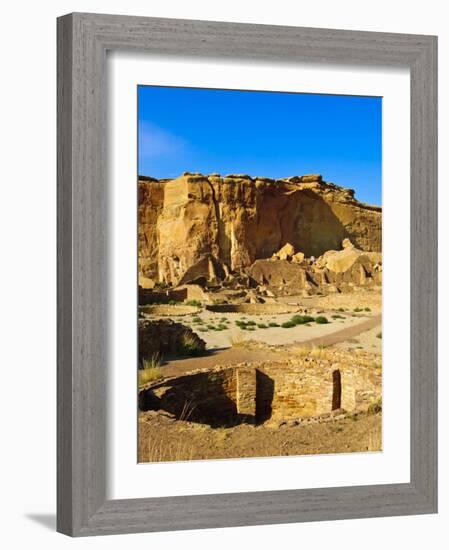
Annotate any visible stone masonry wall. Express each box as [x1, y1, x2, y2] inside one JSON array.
[[139, 358, 381, 425]]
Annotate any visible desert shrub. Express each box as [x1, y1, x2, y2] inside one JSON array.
[[184, 299, 202, 308], [246, 320, 256, 326], [191, 316, 202, 323], [268, 322, 280, 327], [141, 352, 161, 370], [179, 332, 205, 356], [291, 315, 315, 325], [217, 324, 227, 331], [315, 316, 329, 324], [376, 332, 382, 339], [291, 315, 306, 325], [220, 317, 228, 322], [198, 327, 208, 333], [353, 307, 363, 312], [139, 353, 163, 386], [168, 299, 178, 305], [281, 321, 296, 328], [257, 323, 268, 329], [139, 367, 162, 386], [337, 307, 346, 312], [364, 307, 371, 312], [246, 326, 255, 331], [332, 314, 345, 319]]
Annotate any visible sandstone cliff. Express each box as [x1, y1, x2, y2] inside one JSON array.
[[138, 173, 381, 287]]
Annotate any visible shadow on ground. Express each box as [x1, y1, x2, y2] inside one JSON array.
[[25, 513, 56, 531]]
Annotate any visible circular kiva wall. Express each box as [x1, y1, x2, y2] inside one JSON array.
[[138, 360, 381, 427], [140, 304, 200, 316]]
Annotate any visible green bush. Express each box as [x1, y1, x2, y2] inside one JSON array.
[[191, 316, 202, 323], [337, 307, 346, 312], [198, 327, 208, 332], [268, 322, 280, 327], [246, 320, 256, 326], [184, 299, 202, 308], [353, 307, 363, 312], [281, 321, 296, 328], [257, 323, 268, 329], [217, 324, 227, 330], [376, 332, 382, 339], [179, 333, 204, 356], [332, 314, 345, 319], [315, 316, 329, 324], [291, 314, 315, 325], [291, 315, 306, 325], [364, 307, 371, 312]]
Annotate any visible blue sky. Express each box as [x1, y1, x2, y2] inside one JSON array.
[[138, 86, 382, 205]]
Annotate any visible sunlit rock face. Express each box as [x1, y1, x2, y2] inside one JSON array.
[[138, 173, 382, 287]]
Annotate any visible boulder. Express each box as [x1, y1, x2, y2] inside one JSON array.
[[342, 238, 355, 249], [291, 251, 305, 263], [272, 242, 296, 261], [247, 259, 309, 295]]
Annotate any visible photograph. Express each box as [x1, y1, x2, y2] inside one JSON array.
[[137, 85, 383, 463]]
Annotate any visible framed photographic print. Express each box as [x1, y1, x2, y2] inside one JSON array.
[[57, 13, 438, 536]]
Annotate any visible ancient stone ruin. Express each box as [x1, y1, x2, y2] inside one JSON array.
[[138, 359, 381, 427]]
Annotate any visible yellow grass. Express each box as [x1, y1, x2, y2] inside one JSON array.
[[291, 345, 332, 360], [139, 353, 163, 386]]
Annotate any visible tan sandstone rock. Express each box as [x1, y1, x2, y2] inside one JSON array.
[[273, 242, 296, 261], [138, 173, 382, 286]]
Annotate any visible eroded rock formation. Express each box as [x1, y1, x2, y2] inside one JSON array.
[[138, 172, 382, 289]]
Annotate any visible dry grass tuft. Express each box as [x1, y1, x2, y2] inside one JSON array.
[[146, 437, 196, 462], [291, 345, 332, 360], [139, 353, 163, 386], [367, 423, 382, 451]]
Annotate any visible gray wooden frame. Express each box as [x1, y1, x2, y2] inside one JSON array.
[[57, 12, 438, 537]]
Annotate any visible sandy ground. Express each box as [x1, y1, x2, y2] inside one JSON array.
[[161, 317, 381, 376], [335, 324, 382, 354], [143, 308, 380, 351], [138, 410, 382, 462]]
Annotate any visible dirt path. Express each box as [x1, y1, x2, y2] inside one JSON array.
[[296, 314, 381, 348], [161, 314, 381, 377]]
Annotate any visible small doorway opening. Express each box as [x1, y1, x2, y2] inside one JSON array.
[[332, 369, 341, 410]]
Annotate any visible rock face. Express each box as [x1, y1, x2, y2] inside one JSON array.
[[138, 173, 382, 286]]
